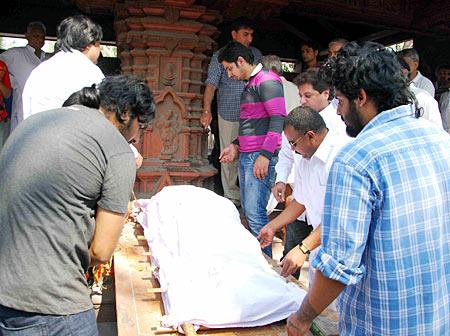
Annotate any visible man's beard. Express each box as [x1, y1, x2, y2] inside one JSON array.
[[344, 122, 360, 138], [117, 119, 136, 143], [343, 101, 365, 138]]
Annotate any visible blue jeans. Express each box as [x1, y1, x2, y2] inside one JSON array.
[[239, 151, 277, 257], [0, 305, 98, 336]]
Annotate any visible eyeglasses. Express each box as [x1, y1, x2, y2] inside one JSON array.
[[288, 131, 308, 148]]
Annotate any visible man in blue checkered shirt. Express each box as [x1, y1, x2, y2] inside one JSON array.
[[286, 42, 450, 335], [201, 17, 262, 207]]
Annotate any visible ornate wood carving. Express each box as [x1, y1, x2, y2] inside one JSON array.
[[115, 0, 220, 196]]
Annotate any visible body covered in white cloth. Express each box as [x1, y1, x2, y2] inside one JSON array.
[[134, 185, 306, 330]]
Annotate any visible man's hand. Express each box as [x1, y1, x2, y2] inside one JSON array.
[[280, 246, 308, 277], [257, 223, 276, 248], [200, 111, 212, 128], [272, 182, 286, 203], [253, 155, 269, 180], [286, 312, 312, 336], [219, 144, 239, 163]]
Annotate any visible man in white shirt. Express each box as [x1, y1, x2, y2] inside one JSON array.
[[295, 69, 347, 137], [398, 58, 443, 129], [22, 15, 104, 119], [397, 48, 435, 97], [275, 68, 348, 199], [270, 69, 349, 276], [0, 22, 46, 131], [258, 106, 350, 280]]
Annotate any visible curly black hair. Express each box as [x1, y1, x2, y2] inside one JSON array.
[[320, 42, 417, 116], [98, 75, 156, 126]]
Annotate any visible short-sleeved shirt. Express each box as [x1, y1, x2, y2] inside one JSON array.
[[0, 105, 136, 315], [205, 46, 262, 121]]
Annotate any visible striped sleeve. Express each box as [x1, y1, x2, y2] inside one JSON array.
[[259, 77, 287, 159]]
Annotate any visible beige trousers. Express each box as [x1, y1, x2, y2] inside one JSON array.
[[218, 115, 240, 204]]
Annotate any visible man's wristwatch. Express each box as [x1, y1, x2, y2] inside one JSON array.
[[298, 242, 311, 255]]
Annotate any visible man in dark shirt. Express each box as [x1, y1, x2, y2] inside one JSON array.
[[0, 75, 155, 335]]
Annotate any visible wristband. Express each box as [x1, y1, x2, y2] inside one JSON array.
[[298, 242, 311, 255]]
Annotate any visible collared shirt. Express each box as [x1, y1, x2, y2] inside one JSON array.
[[275, 102, 347, 184], [410, 83, 443, 129], [205, 46, 262, 121], [238, 65, 286, 159], [0, 45, 45, 130], [293, 130, 350, 229], [412, 71, 435, 97], [22, 50, 104, 119], [313, 105, 450, 335], [319, 102, 347, 137]]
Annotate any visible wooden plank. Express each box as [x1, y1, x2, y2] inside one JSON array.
[[115, 222, 165, 336], [115, 221, 338, 335]]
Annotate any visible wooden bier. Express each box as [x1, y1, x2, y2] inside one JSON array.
[[114, 221, 338, 335]]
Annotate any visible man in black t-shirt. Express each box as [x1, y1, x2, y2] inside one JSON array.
[[0, 75, 155, 335]]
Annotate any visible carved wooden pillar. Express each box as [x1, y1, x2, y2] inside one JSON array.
[[115, 0, 220, 197]]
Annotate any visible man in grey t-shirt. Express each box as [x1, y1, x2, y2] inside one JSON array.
[[0, 75, 155, 335]]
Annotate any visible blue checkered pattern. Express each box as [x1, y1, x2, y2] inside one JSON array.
[[205, 46, 262, 121], [313, 105, 450, 335]]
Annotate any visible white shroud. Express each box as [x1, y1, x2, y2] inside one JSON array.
[[134, 185, 306, 331]]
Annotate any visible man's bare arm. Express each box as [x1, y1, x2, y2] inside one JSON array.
[[89, 207, 127, 266], [287, 270, 346, 335], [200, 84, 216, 127]]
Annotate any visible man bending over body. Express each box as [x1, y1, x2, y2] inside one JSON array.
[[0, 75, 155, 335]]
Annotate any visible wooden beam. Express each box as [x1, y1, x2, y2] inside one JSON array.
[[316, 18, 346, 38], [271, 18, 312, 42], [357, 29, 399, 42]]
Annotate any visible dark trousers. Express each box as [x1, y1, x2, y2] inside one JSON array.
[[0, 305, 98, 336], [282, 219, 312, 279]]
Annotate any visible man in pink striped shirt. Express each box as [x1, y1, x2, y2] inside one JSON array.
[[219, 41, 287, 257]]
